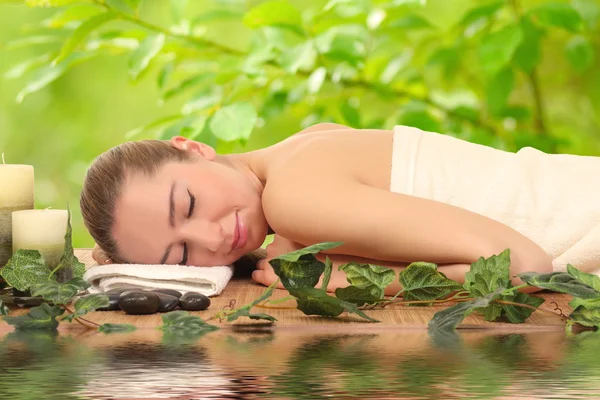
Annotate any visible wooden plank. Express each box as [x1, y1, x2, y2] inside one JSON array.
[[0, 249, 573, 331]]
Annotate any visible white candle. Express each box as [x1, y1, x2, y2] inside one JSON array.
[[0, 164, 34, 267], [12, 209, 68, 270]]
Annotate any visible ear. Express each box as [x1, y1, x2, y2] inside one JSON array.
[[170, 136, 216, 160]]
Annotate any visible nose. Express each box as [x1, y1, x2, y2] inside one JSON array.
[[180, 218, 225, 253]]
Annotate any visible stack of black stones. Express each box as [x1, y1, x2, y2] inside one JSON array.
[[96, 288, 211, 315]]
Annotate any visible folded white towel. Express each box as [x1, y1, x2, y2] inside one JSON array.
[[83, 263, 234, 297], [390, 125, 600, 274]]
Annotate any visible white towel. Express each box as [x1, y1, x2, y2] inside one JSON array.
[[390, 125, 600, 274], [83, 263, 234, 297]]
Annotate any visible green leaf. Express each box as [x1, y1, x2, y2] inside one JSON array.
[[99, 323, 137, 334], [321, 257, 333, 291], [209, 102, 257, 142], [570, 305, 600, 328], [53, 12, 117, 65], [105, 0, 141, 15], [280, 41, 317, 74], [389, 14, 433, 30], [16, 51, 96, 103], [479, 23, 523, 76], [3, 303, 64, 331], [341, 102, 361, 127], [428, 288, 505, 331], [171, 0, 187, 23], [162, 74, 215, 101], [192, 9, 243, 24], [129, 33, 165, 81], [159, 115, 207, 141], [486, 67, 514, 117], [270, 242, 343, 291], [182, 86, 222, 115], [339, 262, 395, 299], [334, 286, 381, 306], [4, 54, 52, 80], [307, 67, 327, 94], [567, 264, 600, 291], [517, 271, 600, 299], [565, 36, 594, 73], [315, 25, 367, 65], [0, 299, 8, 316], [66, 277, 91, 291], [63, 294, 109, 322], [529, 3, 583, 33], [458, 1, 504, 27], [157, 59, 175, 90], [30, 281, 79, 305], [513, 16, 544, 74], [569, 296, 600, 311], [243, 0, 303, 32], [464, 249, 511, 296], [573, 0, 600, 30], [399, 262, 462, 304], [125, 114, 183, 139], [290, 287, 378, 322], [0, 250, 50, 292], [160, 310, 219, 332], [398, 110, 441, 133], [501, 292, 545, 323], [52, 206, 86, 282]]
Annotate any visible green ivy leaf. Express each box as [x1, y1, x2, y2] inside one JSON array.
[[566, 264, 600, 291], [66, 277, 91, 291], [0, 250, 51, 292], [160, 310, 219, 332], [478, 23, 523, 76], [486, 67, 514, 117], [3, 303, 64, 331], [339, 262, 395, 299], [513, 16, 544, 74], [269, 242, 343, 290], [53, 207, 86, 282], [289, 287, 378, 322], [464, 249, 511, 295], [517, 271, 600, 299], [99, 323, 137, 334], [529, 3, 583, 33], [209, 102, 257, 142], [63, 294, 109, 322], [501, 292, 545, 323], [334, 285, 381, 306], [16, 51, 97, 103], [565, 36, 594, 73], [569, 296, 600, 311], [321, 256, 333, 290], [129, 33, 165, 81], [570, 305, 600, 328], [428, 287, 505, 331], [30, 281, 79, 305], [53, 12, 118, 65], [399, 262, 462, 305], [243, 0, 303, 33]]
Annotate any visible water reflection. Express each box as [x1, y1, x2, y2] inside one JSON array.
[[0, 327, 599, 399]]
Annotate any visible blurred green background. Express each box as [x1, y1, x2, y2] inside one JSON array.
[[0, 0, 599, 248]]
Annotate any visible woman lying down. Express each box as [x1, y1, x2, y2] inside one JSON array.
[[81, 123, 600, 296]]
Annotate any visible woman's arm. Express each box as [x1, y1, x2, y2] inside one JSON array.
[[263, 181, 554, 281]]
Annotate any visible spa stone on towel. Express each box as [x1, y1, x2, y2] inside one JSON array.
[[179, 292, 211, 311], [155, 292, 179, 312], [152, 289, 182, 298], [118, 291, 160, 315], [97, 293, 121, 311]]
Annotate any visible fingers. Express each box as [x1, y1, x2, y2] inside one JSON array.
[[92, 245, 113, 265]]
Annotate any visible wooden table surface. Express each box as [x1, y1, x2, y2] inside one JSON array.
[[0, 249, 574, 332]]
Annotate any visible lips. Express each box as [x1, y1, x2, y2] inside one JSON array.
[[231, 213, 240, 252], [231, 211, 248, 252]]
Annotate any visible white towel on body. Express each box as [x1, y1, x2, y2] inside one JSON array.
[[83, 263, 234, 297], [390, 125, 600, 274]]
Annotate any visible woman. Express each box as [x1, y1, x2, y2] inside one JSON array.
[[83, 122, 583, 296]]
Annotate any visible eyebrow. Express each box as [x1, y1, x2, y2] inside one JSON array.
[[160, 182, 176, 264]]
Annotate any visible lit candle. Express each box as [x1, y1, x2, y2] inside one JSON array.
[[12, 209, 68, 270], [0, 163, 34, 267]]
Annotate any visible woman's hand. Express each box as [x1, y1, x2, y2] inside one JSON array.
[[92, 244, 113, 265]]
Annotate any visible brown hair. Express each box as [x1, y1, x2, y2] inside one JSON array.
[[80, 139, 265, 266]]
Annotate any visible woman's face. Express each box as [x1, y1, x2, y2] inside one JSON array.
[[111, 140, 268, 266]]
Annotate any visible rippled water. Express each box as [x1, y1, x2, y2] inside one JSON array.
[[1, 327, 600, 399]]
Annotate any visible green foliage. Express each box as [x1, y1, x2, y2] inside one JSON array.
[[290, 287, 378, 322], [62, 293, 109, 322], [398, 262, 462, 304], [31, 280, 80, 305], [0, 250, 49, 291], [98, 323, 137, 333], [4, 303, 64, 330], [338, 262, 396, 298], [227, 280, 277, 322], [517, 271, 600, 299], [52, 206, 86, 281], [160, 310, 220, 332]]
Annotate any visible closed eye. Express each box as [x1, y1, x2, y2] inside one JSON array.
[[187, 189, 195, 218]]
